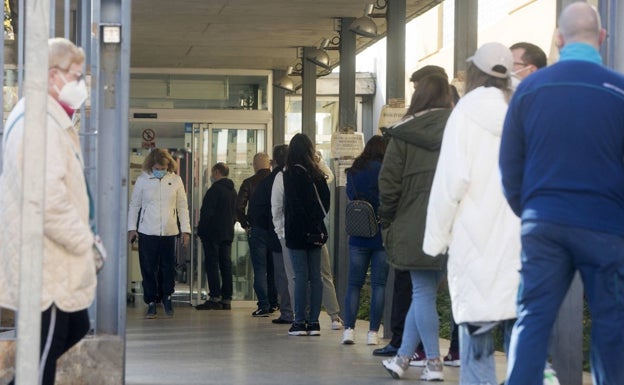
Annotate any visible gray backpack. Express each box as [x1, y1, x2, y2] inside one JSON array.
[[345, 173, 378, 238]]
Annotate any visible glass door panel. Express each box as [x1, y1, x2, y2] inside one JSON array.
[[190, 124, 266, 304]]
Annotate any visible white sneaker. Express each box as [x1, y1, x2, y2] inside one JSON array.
[[420, 359, 444, 381], [331, 317, 344, 330], [409, 350, 426, 367], [342, 328, 355, 344], [367, 331, 379, 345], [544, 365, 561, 385], [382, 355, 410, 379]]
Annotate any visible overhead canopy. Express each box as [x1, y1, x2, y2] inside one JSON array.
[[130, 0, 443, 70]]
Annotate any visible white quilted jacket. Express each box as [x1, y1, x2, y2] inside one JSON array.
[[423, 86, 521, 324], [0, 97, 97, 312]]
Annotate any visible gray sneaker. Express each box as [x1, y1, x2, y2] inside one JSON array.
[[420, 359, 444, 381], [382, 355, 410, 379], [145, 302, 157, 319]]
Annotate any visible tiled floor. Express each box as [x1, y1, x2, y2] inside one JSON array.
[[125, 302, 503, 385]]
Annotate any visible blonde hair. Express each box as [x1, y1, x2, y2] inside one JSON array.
[[142, 149, 178, 173], [48, 37, 85, 71]]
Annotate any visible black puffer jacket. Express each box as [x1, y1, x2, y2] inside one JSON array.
[[283, 165, 330, 250]]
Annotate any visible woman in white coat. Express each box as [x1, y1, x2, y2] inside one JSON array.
[[423, 42, 521, 385], [128, 149, 191, 318]]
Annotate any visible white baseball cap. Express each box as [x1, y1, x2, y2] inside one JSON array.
[[467, 42, 513, 79]]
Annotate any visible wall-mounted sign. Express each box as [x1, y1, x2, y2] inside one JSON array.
[[142, 128, 156, 149]]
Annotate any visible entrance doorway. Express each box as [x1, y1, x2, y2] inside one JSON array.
[[128, 116, 268, 306]]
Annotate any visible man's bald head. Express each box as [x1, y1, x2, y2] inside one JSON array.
[[253, 152, 270, 172], [558, 2, 605, 49]]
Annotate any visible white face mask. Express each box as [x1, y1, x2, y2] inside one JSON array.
[[56, 72, 88, 109]]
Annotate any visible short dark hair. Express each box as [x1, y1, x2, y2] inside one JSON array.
[[510, 42, 547, 69], [212, 162, 229, 176], [272, 144, 288, 168]]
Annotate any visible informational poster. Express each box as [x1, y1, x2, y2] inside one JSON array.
[[334, 158, 356, 187], [330, 132, 365, 159], [378, 106, 407, 132], [330, 132, 364, 187]]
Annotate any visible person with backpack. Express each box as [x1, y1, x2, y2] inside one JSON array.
[[341, 135, 389, 346]]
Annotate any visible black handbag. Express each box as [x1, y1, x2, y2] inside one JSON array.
[[345, 172, 378, 238]]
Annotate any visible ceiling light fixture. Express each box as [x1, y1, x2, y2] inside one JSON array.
[[349, 1, 387, 38], [306, 39, 331, 69], [274, 64, 303, 92]]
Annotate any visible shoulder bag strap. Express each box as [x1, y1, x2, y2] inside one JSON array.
[[295, 163, 328, 218], [347, 170, 360, 200]]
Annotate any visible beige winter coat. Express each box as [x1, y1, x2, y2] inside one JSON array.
[[0, 96, 97, 312]]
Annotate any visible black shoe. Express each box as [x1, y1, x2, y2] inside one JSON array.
[[270, 304, 280, 313], [272, 317, 292, 324], [195, 300, 223, 310], [219, 302, 231, 310], [162, 296, 174, 316], [251, 308, 270, 317], [373, 343, 399, 356], [288, 322, 308, 336], [145, 302, 157, 319], [307, 322, 321, 336]]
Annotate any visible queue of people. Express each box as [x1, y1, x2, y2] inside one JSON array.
[[121, 7, 622, 385]]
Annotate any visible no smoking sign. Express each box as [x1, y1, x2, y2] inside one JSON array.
[[142, 128, 156, 149]]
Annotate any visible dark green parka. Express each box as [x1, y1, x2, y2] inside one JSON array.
[[378, 108, 451, 270]]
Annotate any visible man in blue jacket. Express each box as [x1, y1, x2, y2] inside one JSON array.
[[500, 3, 624, 385]]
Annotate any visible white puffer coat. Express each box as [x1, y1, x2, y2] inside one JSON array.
[[423, 86, 521, 324], [0, 97, 97, 312], [127, 172, 191, 236]]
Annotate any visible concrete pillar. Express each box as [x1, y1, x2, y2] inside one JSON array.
[[339, 17, 357, 130], [333, 17, 357, 322], [599, 0, 623, 72], [272, 69, 286, 145], [382, 0, 406, 340], [453, 0, 478, 75], [92, 0, 130, 339], [385, 0, 406, 102], [302, 47, 317, 139], [14, 1, 49, 383]]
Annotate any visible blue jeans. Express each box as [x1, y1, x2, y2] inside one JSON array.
[[248, 227, 278, 310], [506, 221, 624, 385], [343, 246, 389, 330], [459, 320, 514, 385], [138, 234, 177, 303], [290, 247, 322, 324], [398, 270, 443, 359]]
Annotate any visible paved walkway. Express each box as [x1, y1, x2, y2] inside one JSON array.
[[125, 302, 511, 385]]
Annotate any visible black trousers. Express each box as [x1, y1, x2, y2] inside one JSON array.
[[10, 305, 90, 385], [390, 269, 412, 348], [138, 233, 177, 304]]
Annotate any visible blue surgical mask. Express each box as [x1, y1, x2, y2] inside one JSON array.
[[152, 169, 167, 179]]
